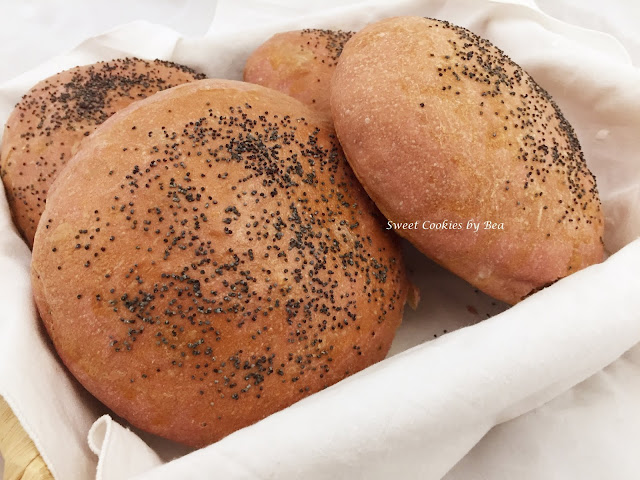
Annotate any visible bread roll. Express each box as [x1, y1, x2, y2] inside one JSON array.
[[1, 58, 206, 247], [331, 16, 604, 305], [244, 29, 354, 116], [31, 79, 408, 447]]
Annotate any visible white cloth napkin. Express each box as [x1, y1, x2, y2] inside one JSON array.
[[1, 1, 639, 479]]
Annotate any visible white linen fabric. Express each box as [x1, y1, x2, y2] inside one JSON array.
[[0, 1, 639, 479]]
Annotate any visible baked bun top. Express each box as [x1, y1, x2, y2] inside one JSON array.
[[244, 29, 354, 116], [31, 79, 408, 447], [331, 17, 604, 304], [1, 58, 206, 247]]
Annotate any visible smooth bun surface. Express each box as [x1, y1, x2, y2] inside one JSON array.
[[1, 58, 206, 247], [244, 29, 354, 116], [331, 16, 604, 304], [31, 79, 408, 447]]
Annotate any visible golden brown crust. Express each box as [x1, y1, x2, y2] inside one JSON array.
[[31, 79, 408, 447], [331, 16, 604, 305], [1, 58, 206, 247], [244, 29, 354, 116]]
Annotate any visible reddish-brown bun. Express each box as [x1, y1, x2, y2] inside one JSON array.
[[31, 79, 408, 447], [1, 58, 206, 247], [244, 29, 354, 116], [331, 16, 604, 305]]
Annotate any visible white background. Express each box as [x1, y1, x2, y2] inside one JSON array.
[[1, 0, 640, 84]]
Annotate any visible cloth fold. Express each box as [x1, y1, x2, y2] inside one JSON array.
[[88, 416, 163, 480]]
